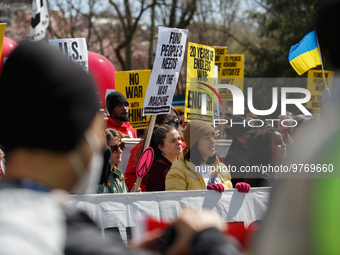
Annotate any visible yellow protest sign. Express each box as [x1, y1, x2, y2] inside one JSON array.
[[185, 42, 216, 124], [306, 70, 334, 116], [214, 46, 228, 72], [115, 70, 151, 129], [0, 23, 7, 60], [216, 54, 244, 100]]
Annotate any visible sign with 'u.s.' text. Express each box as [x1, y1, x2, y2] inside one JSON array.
[[143, 27, 188, 115], [115, 70, 151, 129], [49, 38, 88, 72]]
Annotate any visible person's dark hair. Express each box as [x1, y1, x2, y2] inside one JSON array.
[[249, 128, 285, 166], [135, 106, 180, 164], [150, 124, 176, 160], [155, 106, 179, 125], [179, 110, 184, 116], [288, 115, 318, 137], [184, 142, 217, 166]]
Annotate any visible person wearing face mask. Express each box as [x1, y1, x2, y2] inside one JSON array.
[[98, 129, 127, 193], [0, 41, 108, 254], [224, 116, 256, 187], [0, 41, 245, 255], [124, 106, 185, 192]]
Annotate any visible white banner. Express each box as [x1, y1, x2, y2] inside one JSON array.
[[49, 38, 88, 72], [30, 0, 49, 41], [143, 27, 188, 115], [70, 188, 270, 242]]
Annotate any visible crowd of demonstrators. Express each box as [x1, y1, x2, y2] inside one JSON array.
[[145, 125, 183, 191], [124, 106, 182, 191], [106, 91, 137, 138], [244, 128, 287, 187], [0, 41, 244, 255], [97, 128, 127, 194]]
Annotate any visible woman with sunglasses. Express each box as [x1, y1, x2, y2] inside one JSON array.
[[97, 128, 127, 193], [165, 120, 250, 193], [125, 106, 184, 192], [145, 124, 182, 192]]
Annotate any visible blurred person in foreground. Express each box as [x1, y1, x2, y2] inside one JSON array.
[[166, 120, 250, 193], [0, 41, 242, 255], [244, 128, 286, 187], [97, 129, 127, 193], [145, 124, 183, 192], [224, 116, 256, 186], [250, 2, 340, 254]]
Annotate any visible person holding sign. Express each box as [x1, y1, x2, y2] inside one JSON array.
[[165, 120, 250, 193], [106, 91, 137, 138], [0, 41, 243, 255], [125, 106, 183, 191], [97, 129, 127, 193], [145, 124, 183, 191]]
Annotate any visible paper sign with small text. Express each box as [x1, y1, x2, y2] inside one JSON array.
[[306, 70, 334, 116], [49, 38, 88, 72], [216, 54, 244, 101], [115, 70, 151, 129], [185, 42, 216, 124], [143, 27, 188, 115]]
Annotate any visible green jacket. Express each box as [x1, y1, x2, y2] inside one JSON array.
[[97, 169, 127, 194]]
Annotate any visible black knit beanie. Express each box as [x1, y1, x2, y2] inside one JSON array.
[[106, 91, 129, 115], [231, 116, 253, 138], [0, 41, 100, 152]]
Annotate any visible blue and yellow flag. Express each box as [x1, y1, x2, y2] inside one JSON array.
[[288, 31, 321, 75]]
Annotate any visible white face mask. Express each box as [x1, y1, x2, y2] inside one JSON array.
[[69, 130, 103, 194]]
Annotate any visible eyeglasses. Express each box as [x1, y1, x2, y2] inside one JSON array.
[[165, 116, 180, 122], [202, 133, 217, 142], [109, 142, 125, 153]]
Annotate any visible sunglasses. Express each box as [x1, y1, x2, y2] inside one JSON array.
[[109, 142, 125, 153]]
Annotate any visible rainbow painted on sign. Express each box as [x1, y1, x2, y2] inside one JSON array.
[[196, 82, 222, 106]]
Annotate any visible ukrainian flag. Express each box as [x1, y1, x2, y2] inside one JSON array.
[[288, 31, 321, 75]]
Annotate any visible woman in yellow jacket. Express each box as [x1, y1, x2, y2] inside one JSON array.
[[165, 120, 250, 193]]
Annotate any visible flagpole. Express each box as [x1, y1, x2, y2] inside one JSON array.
[[315, 31, 327, 88], [46, 0, 55, 39]]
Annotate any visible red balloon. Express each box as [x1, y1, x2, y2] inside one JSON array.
[[88, 51, 116, 109], [0, 37, 18, 73]]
